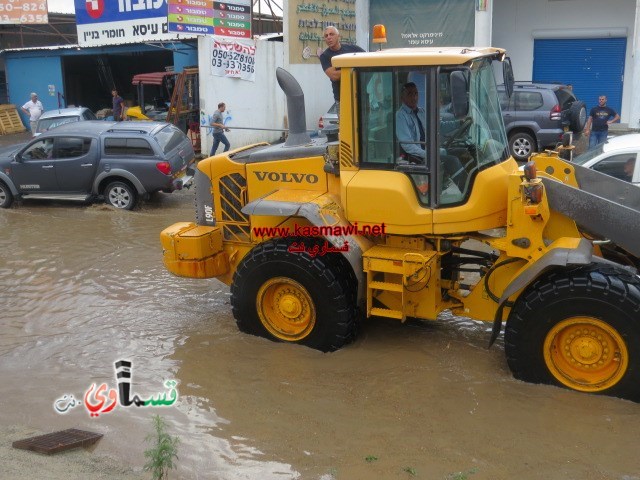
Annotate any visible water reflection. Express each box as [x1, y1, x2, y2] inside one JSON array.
[[1, 195, 640, 479]]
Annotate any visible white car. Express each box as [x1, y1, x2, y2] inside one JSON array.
[[573, 134, 639, 184], [34, 107, 97, 137]]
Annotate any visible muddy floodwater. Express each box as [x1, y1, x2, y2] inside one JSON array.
[[1, 185, 639, 479]]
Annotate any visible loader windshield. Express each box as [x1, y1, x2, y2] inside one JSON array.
[[357, 57, 509, 208]]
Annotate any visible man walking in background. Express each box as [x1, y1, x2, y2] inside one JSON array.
[[111, 89, 125, 121], [210, 102, 231, 156], [585, 95, 619, 150]]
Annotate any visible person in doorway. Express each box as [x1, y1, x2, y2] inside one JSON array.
[[210, 102, 230, 156], [21, 92, 44, 134], [111, 89, 125, 121], [585, 95, 619, 150], [319, 26, 364, 111]]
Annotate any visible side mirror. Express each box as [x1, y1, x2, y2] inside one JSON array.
[[503, 57, 515, 98], [450, 71, 469, 119]]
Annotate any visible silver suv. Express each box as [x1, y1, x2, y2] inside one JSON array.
[[498, 82, 586, 162]]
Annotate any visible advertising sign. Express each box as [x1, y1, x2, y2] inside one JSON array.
[[288, 0, 357, 65], [0, 0, 48, 24], [369, 0, 474, 49], [211, 38, 256, 81], [167, 0, 251, 39], [75, 0, 194, 47]]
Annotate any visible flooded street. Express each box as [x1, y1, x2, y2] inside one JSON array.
[[1, 185, 640, 480]]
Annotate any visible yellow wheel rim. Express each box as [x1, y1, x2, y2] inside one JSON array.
[[256, 277, 316, 341], [544, 317, 628, 392]]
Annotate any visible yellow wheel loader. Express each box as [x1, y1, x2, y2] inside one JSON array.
[[161, 46, 640, 401]]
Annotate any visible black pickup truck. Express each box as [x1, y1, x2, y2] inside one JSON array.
[[0, 121, 195, 210]]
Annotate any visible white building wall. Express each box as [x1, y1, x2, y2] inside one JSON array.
[[493, 0, 636, 123], [198, 36, 286, 154]]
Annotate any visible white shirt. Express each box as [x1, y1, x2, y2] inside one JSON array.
[[22, 99, 44, 121]]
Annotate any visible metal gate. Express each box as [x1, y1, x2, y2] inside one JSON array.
[[533, 37, 626, 115]]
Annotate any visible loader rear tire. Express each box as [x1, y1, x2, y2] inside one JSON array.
[[505, 266, 640, 401], [230, 238, 357, 352]]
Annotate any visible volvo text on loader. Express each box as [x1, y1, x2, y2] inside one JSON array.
[[161, 46, 640, 402]]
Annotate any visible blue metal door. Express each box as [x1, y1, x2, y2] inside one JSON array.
[[533, 38, 626, 116]]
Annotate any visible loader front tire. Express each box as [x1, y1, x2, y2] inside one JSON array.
[[505, 266, 640, 401], [230, 238, 357, 352]]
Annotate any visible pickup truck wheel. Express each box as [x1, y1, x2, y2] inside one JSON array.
[[508, 132, 535, 162], [105, 181, 136, 210], [505, 266, 640, 401], [0, 181, 13, 208], [230, 238, 357, 352]]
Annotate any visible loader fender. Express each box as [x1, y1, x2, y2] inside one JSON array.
[[242, 196, 367, 301], [488, 238, 622, 346]]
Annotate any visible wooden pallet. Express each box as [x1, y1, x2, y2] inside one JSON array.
[[0, 104, 26, 134]]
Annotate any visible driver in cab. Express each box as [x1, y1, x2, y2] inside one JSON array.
[[395, 82, 466, 192], [396, 82, 426, 164]]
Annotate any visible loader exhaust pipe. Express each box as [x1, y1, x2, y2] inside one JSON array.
[[276, 67, 312, 147]]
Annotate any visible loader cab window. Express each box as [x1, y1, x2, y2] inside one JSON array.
[[436, 60, 509, 205], [359, 70, 395, 165], [357, 59, 508, 208], [358, 69, 431, 204]]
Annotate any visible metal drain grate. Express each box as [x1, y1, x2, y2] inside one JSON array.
[[12, 428, 103, 455]]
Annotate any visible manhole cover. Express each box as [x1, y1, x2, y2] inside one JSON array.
[[12, 428, 103, 455]]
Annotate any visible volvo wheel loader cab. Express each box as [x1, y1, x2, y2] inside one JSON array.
[[161, 44, 640, 402]]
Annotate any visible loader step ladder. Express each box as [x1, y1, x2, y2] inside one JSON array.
[[363, 245, 437, 321]]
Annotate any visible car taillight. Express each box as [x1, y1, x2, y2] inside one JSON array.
[[156, 161, 172, 175], [550, 104, 562, 121], [318, 116, 324, 129]]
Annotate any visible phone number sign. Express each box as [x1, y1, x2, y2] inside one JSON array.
[[0, 0, 47, 24], [211, 39, 256, 81], [168, 0, 251, 38]]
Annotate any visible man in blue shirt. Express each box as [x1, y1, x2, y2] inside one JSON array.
[[396, 82, 426, 162], [584, 95, 619, 150], [396, 82, 466, 191]]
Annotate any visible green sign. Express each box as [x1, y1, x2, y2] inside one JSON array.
[[369, 0, 475, 49]]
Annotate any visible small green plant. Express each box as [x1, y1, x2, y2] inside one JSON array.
[[365, 455, 378, 463], [447, 468, 478, 480], [143, 415, 179, 480], [403, 466, 417, 476]]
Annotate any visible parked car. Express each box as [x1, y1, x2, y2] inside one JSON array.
[[318, 102, 338, 136], [573, 133, 639, 184], [0, 121, 195, 210], [498, 82, 586, 161], [34, 107, 97, 137]]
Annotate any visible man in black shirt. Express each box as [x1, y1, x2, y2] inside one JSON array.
[[585, 95, 619, 150], [319, 26, 364, 110]]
